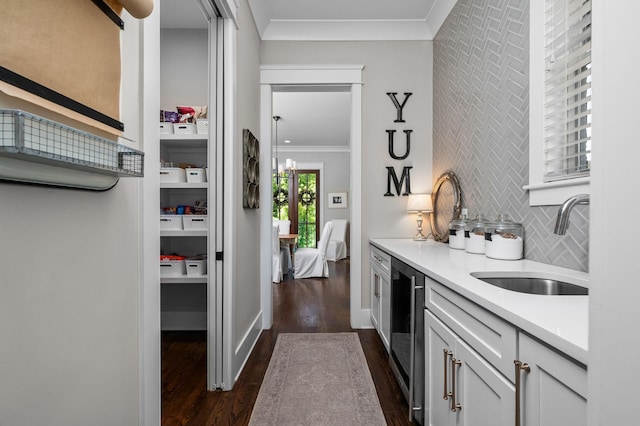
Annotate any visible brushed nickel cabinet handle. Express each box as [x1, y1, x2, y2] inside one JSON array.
[[374, 274, 379, 298], [450, 357, 462, 412], [514, 360, 530, 426], [443, 349, 452, 400]]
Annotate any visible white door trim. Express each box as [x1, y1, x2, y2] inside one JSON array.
[[259, 64, 369, 329]]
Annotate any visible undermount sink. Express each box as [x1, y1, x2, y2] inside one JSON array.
[[470, 272, 589, 296]]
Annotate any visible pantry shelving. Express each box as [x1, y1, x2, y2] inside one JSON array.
[[160, 131, 209, 331]]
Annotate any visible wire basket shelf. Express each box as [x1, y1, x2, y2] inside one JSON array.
[[0, 109, 144, 177]]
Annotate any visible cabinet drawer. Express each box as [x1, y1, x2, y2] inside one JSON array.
[[425, 277, 517, 379], [370, 245, 391, 277]]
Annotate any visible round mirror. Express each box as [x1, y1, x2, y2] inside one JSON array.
[[430, 171, 462, 242]]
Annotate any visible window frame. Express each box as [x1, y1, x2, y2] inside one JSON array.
[[526, 0, 591, 206]]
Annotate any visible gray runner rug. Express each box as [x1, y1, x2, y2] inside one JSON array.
[[249, 333, 387, 425]]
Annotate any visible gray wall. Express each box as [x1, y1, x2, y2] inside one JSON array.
[[433, 0, 589, 272], [234, 0, 263, 376], [160, 29, 209, 111], [261, 40, 433, 307], [0, 16, 142, 426]]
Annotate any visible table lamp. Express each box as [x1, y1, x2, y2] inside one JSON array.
[[406, 193, 433, 241]]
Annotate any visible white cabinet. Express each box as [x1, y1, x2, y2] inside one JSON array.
[[425, 276, 587, 426], [370, 245, 391, 351], [370, 267, 380, 329], [517, 333, 587, 426], [426, 310, 514, 426], [379, 262, 390, 350]]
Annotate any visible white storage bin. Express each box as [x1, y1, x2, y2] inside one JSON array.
[[185, 259, 207, 276], [173, 123, 196, 134], [196, 120, 209, 135], [160, 167, 187, 183], [160, 215, 183, 230], [159, 123, 172, 134], [185, 168, 206, 183], [160, 260, 186, 276], [183, 215, 208, 230]]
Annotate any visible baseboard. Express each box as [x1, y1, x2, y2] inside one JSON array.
[[351, 308, 374, 329], [233, 310, 263, 381]]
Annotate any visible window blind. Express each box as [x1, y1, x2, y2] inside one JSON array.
[[543, 0, 592, 182]]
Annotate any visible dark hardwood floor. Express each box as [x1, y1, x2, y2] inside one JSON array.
[[162, 259, 415, 425]]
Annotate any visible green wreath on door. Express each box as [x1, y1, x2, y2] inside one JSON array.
[[299, 188, 316, 206], [273, 188, 288, 207]]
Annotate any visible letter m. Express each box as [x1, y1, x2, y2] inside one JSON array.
[[384, 166, 412, 196]]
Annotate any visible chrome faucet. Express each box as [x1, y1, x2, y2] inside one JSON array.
[[554, 194, 590, 235]]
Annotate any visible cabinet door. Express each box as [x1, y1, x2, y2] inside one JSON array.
[[425, 310, 457, 426], [426, 310, 513, 426], [370, 267, 380, 330], [455, 338, 514, 426], [519, 333, 587, 426], [379, 272, 391, 351]]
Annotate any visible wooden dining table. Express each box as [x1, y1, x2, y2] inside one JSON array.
[[278, 233, 298, 275]]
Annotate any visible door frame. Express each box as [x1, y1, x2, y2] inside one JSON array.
[[259, 64, 369, 328], [140, 1, 235, 423]]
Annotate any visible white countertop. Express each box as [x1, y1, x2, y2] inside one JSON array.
[[370, 238, 589, 365]]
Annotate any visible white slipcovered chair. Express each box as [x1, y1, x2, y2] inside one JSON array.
[[326, 219, 348, 261], [272, 222, 283, 283], [278, 219, 292, 273], [278, 219, 290, 235], [294, 221, 334, 278]]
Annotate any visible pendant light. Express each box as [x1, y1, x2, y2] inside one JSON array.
[[272, 115, 296, 179]]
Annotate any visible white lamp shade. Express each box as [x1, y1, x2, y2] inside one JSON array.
[[406, 193, 433, 212]]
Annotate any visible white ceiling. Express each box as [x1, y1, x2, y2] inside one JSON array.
[[273, 89, 352, 150], [160, 0, 457, 151]]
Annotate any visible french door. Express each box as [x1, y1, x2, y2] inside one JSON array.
[[272, 169, 320, 248]]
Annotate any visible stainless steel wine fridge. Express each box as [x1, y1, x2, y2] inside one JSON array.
[[389, 257, 425, 424]]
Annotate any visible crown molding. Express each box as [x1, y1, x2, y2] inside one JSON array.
[[261, 19, 433, 41], [250, 0, 458, 41]]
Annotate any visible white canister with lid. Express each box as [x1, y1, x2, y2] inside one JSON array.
[[448, 208, 469, 250], [484, 214, 524, 260], [465, 214, 488, 254]]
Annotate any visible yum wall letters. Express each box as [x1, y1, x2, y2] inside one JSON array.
[[384, 92, 413, 196]]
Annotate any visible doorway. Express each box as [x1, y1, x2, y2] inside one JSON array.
[[259, 65, 368, 329], [158, 0, 226, 394]]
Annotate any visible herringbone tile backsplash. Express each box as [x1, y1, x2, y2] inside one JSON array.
[[433, 0, 589, 272]]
